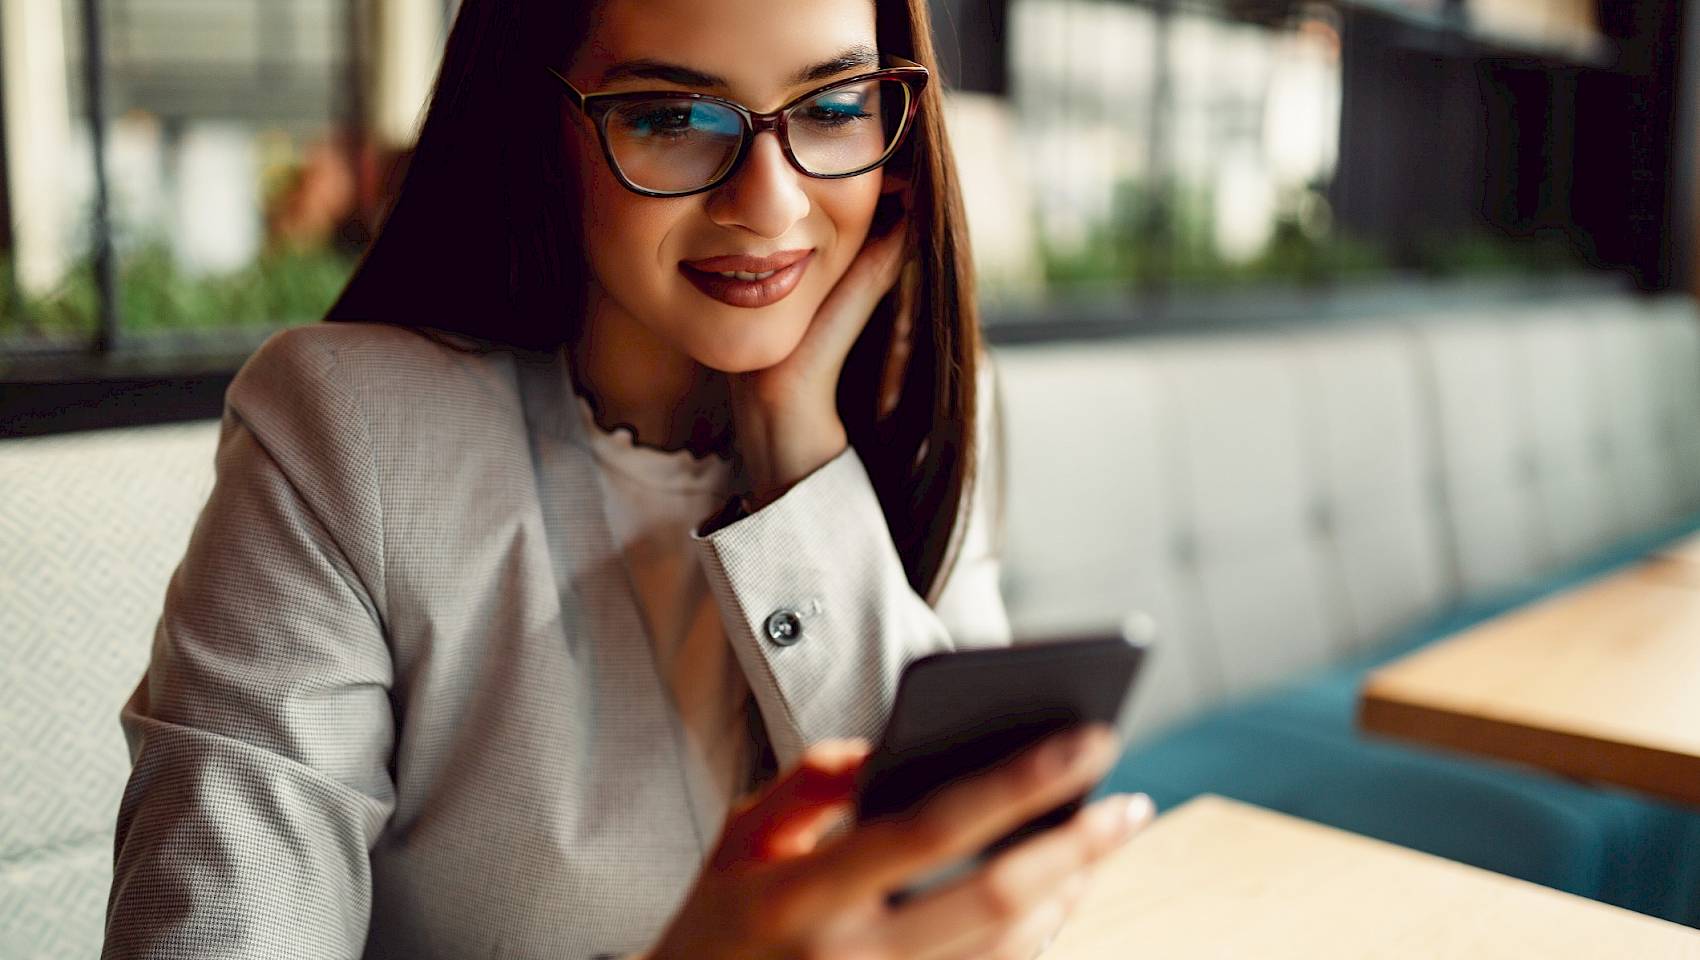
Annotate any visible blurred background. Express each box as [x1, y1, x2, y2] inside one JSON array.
[[0, 0, 1693, 425]]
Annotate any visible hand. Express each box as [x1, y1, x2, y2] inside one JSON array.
[[644, 723, 1156, 960], [727, 174, 914, 511]]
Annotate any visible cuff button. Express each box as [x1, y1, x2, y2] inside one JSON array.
[[764, 608, 804, 646]]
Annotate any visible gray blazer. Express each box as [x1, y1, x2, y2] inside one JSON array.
[[102, 321, 1012, 959]]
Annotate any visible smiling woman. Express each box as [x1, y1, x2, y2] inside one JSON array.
[[98, 0, 1154, 958], [324, 0, 980, 597]]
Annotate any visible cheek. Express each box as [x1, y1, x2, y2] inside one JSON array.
[[585, 203, 678, 308], [817, 176, 885, 275], [571, 143, 678, 292], [843, 172, 886, 234]]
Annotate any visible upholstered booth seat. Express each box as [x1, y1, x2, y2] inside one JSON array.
[[994, 295, 1700, 927], [1, 421, 221, 958]]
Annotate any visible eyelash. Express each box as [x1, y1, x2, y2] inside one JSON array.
[[803, 99, 871, 125], [615, 99, 872, 140], [620, 106, 695, 136]]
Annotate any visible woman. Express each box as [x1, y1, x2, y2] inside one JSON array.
[[102, 0, 1153, 956]]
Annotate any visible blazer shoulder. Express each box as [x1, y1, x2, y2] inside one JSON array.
[[231, 322, 529, 432], [222, 320, 527, 519], [236, 320, 511, 390], [225, 323, 374, 453]]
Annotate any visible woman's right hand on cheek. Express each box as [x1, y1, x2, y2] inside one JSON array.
[[644, 724, 1154, 960]]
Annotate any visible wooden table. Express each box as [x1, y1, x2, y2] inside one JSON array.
[[1646, 533, 1700, 587], [1046, 795, 1700, 958], [1656, 531, 1700, 567], [1358, 566, 1700, 806], [1641, 556, 1700, 589]]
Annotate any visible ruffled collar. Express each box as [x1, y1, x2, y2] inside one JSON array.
[[570, 391, 735, 495]]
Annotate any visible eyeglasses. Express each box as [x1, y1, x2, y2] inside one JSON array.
[[548, 54, 929, 198]]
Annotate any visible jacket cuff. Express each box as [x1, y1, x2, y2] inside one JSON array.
[[691, 444, 957, 771]]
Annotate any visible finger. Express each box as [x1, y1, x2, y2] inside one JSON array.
[[981, 892, 1071, 960], [913, 884, 1076, 960], [777, 723, 1123, 913], [819, 877, 1078, 960], [953, 869, 1093, 960], [869, 793, 1152, 959], [715, 738, 871, 867], [797, 214, 910, 367], [817, 223, 907, 338], [827, 886, 1069, 960]]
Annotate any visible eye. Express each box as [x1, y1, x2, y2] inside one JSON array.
[[614, 103, 696, 138], [610, 101, 741, 141], [800, 93, 872, 127]]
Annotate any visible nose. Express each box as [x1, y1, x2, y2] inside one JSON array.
[[706, 130, 811, 239]]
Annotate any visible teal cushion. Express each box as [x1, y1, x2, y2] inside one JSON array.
[[1093, 512, 1700, 928]]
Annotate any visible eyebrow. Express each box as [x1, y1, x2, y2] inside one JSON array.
[[598, 44, 881, 89]]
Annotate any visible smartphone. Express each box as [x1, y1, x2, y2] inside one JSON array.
[[852, 615, 1152, 907]]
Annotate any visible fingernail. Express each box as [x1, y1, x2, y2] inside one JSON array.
[[1121, 793, 1155, 836], [1090, 794, 1150, 842], [1088, 799, 1126, 841]]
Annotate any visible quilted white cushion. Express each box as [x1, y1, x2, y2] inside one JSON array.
[[1145, 335, 1346, 698], [1413, 315, 1547, 597], [994, 341, 1212, 742], [1646, 298, 1700, 515], [1287, 322, 1450, 651], [1513, 310, 1623, 566], [0, 419, 221, 958], [1590, 306, 1682, 532]]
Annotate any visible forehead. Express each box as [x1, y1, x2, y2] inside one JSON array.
[[575, 0, 879, 103]]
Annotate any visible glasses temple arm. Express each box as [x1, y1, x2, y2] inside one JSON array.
[[546, 66, 587, 112]]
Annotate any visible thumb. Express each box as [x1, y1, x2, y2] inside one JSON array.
[[716, 738, 872, 867]]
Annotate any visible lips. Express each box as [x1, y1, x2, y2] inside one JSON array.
[[679, 249, 815, 309], [682, 249, 812, 274]]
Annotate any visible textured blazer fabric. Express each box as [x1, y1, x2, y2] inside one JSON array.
[[102, 321, 1013, 959]]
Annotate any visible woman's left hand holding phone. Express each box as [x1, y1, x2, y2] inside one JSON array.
[[726, 177, 913, 512]]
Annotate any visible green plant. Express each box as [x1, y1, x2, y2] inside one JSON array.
[[0, 241, 357, 339], [1037, 178, 1393, 293], [1414, 227, 1589, 277], [1033, 172, 1612, 296]]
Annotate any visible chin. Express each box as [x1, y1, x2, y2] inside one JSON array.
[[689, 320, 808, 374]]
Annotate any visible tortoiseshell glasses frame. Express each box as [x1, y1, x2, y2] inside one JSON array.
[[547, 54, 930, 198]]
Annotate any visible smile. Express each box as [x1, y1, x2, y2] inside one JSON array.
[[679, 250, 815, 308]]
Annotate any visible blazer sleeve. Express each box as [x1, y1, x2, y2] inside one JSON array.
[[691, 357, 1014, 771], [102, 329, 396, 959]]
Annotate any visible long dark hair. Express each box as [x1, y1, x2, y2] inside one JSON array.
[[324, 0, 992, 606]]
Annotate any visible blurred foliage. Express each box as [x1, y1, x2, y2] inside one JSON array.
[[0, 177, 1603, 343], [1038, 175, 1596, 295], [0, 240, 356, 339], [1414, 226, 1592, 277]]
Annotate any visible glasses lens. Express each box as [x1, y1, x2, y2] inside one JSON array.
[[604, 97, 744, 193], [788, 79, 912, 176]]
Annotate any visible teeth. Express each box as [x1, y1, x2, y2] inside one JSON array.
[[715, 269, 779, 281]]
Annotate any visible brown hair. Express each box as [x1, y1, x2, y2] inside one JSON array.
[[324, 0, 989, 605]]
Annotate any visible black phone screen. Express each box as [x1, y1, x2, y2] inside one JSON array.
[[851, 627, 1149, 906]]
